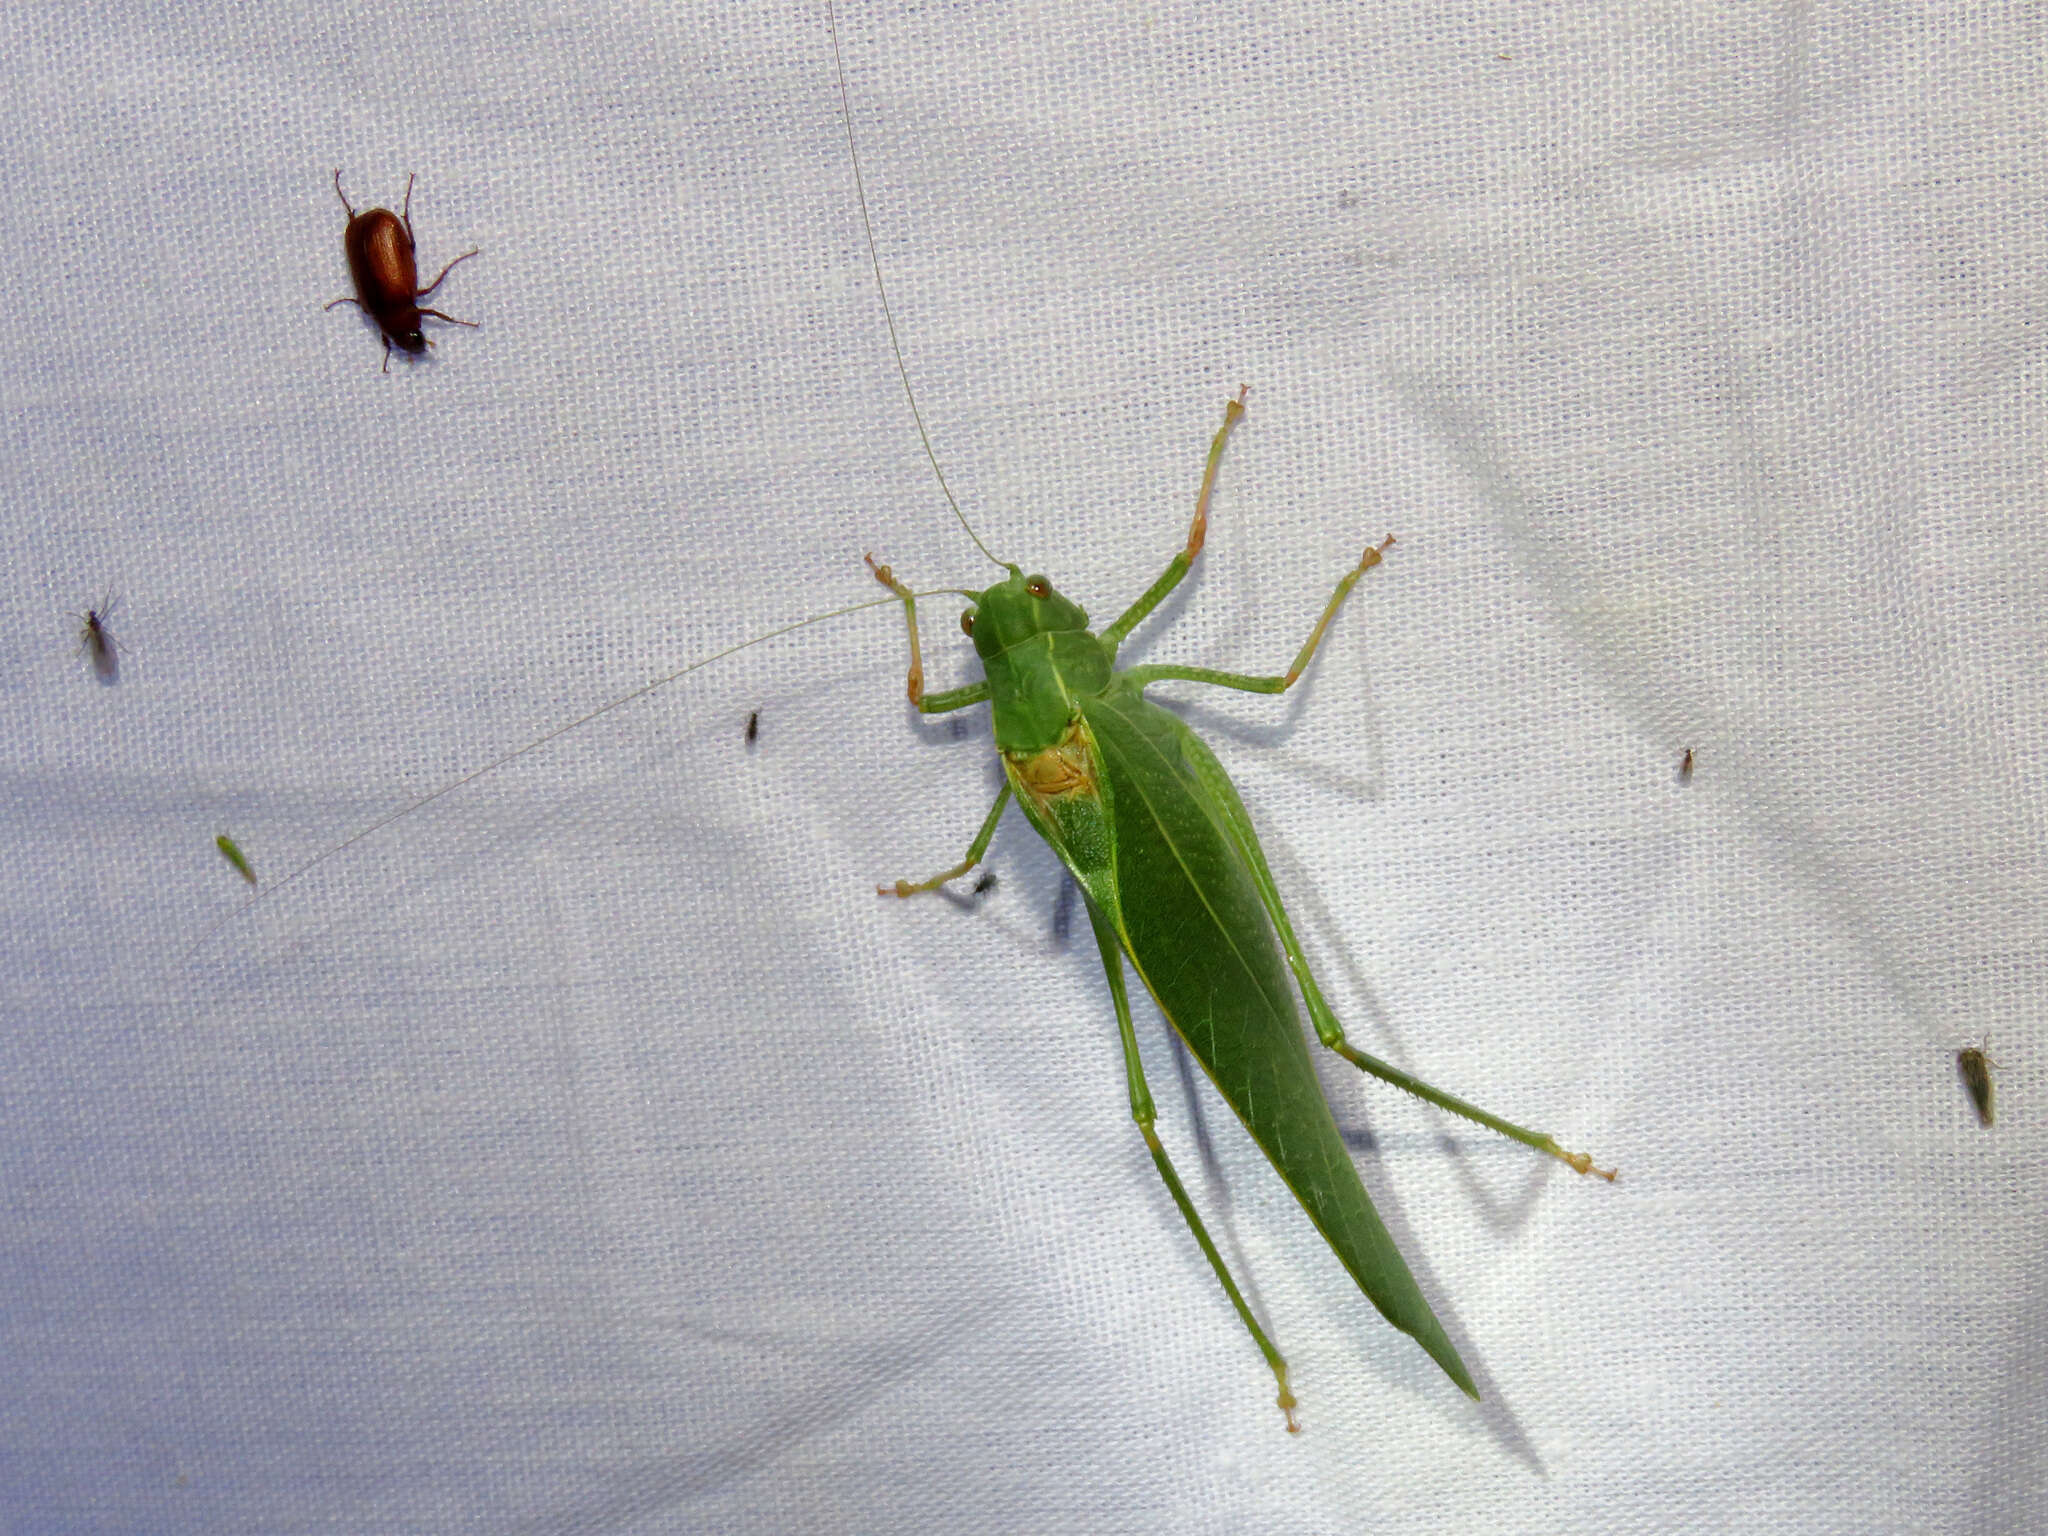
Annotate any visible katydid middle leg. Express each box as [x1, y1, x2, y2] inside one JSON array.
[[1118, 534, 1395, 699], [1086, 898, 1300, 1431], [877, 786, 1011, 898]]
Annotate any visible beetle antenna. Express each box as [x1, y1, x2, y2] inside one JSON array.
[[826, 0, 1006, 573], [182, 589, 913, 958]]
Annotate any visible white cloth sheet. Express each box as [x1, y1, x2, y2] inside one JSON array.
[[1, 1, 2040, 1531]]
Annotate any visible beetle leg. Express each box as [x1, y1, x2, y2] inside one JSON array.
[[400, 171, 416, 237], [417, 307, 478, 329], [323, 296, 363, 312], [330, 168, 354, 218], [380, 335, 392, 373], [416, 249, 480, 298]]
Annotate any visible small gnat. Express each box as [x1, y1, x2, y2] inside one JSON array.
[[1956, 1044, 1994, 1128], [78, 595, 122, 684]]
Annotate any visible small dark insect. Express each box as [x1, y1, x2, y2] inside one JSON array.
[[76, 593, 122, 684], [745, 710, 760, 746], [326, 170, 479, 370], [1678, 747, 1694, 784], [972, 871, 998, 899], [1957, 1044, 1995, 1128]]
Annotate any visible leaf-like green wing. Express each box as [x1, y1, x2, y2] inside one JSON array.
[[1079, 682, 1476, 1397]]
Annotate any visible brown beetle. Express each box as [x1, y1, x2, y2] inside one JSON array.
[[326, 170, 478, 369]]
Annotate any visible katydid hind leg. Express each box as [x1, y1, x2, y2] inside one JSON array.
[[1178, 730, 1617, 1181], [1086, 897, 1300, 1431]]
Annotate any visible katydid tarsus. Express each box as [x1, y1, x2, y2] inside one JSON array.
[[196, 0, 1617, 1431]]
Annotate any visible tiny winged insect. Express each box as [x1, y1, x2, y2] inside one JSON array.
[[212, 4, 1616, 1432], [1678, 746, 1694, 784], [215, 834, 257, 887], [326, 171, 479, 370], [76, 593, 122, 684], [1957, 1043, 1995, 1127], [745, 710, 760, 747]]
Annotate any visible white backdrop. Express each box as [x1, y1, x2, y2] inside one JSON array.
[[1, 2, 2040, 1531]]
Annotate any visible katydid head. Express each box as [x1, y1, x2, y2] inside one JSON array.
[[961, 567, 1113, 754], [959, 566, 1090, 664]]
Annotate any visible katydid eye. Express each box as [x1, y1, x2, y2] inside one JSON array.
[[1026, 577, 1050, 599], [959, 610, 976, 636]]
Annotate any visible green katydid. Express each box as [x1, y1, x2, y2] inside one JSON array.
[[820, 1, 1611, 1427], [858, 393, 1614, 1428]]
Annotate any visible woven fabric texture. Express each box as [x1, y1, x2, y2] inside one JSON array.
[[1, 2, 2039, 1531]]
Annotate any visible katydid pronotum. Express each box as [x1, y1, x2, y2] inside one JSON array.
[[196, 0, 1615, 1432]]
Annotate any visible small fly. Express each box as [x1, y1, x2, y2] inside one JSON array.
[[1957, 1043, 1995, 1128], [77, 594, 123, 684]]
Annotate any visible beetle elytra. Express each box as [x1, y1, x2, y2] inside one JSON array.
[[326, 170, 479, 370]]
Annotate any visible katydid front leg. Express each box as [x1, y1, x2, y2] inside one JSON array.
[[1103, 386, 1248, 649], [865, 553, 990, 714], [867, 553, 1003, 897]]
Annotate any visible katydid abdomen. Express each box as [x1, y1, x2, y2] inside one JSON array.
[[1075, 684, 1476, 1398]]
